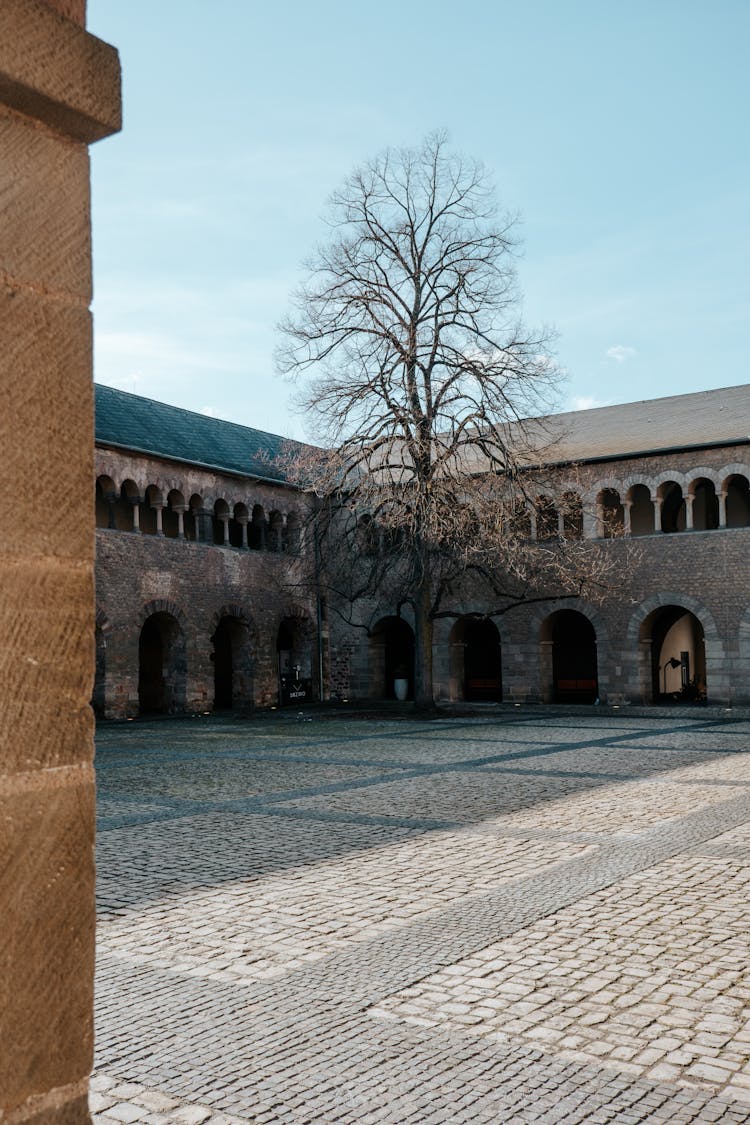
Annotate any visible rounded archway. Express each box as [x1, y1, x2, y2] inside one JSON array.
[[95, 475, 116, 528], [541, 609, 598, 703], [138, 611, 185, 715], [690, 478, 719, 531], [659, 481, 686, 533], [369, 616, 415, 700], [212, 614, 253, 711], [725, 474, 750, 527], [449, 617, 502, 701], [627, 484, 655, 536], [640, 605, 706, 703], [92, 616, 107, 719], [277, 614, 315, 705]]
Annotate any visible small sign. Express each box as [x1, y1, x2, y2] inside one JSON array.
[[280, 673, 312, 706]]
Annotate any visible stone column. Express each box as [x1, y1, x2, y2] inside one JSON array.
[[219, 514, 230, 546], [684, 494, 694, 530], [238, 515, 249, 549], [652, 493, 662, 531], [0, 4, 120, 1124], [152, 500, 165, 536], [718, 490, 728, 529], [622, 500, 632, 536], [129, 494, 141, 533], [174, 504, 187, 540], [582, 506, 597, 539], [595, 500, 604, 538]]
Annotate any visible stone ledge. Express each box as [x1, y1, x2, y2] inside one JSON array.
[[0, 0, 120, 143]]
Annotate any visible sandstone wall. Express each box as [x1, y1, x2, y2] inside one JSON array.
[[0, 3, 120, 1121]]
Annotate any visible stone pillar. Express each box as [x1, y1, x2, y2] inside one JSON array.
[[0, 4, 120, 1124], [174, 504, 187, 540], [152, 500, 165, 536], [219, 514, 230, 546], [684, 494, 694, 530], [238, 515, 249, 549], [622, 500, 632, 536], [652, 493, 662, 532], [595, 500, 604, 538], [718, 490, 727, 529], [582, 506, 597, 539], [129, 494, 141, 533]]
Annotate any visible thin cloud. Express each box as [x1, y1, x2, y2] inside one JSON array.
[[606, 345, 637, 364], [569, 394, 610, 411]]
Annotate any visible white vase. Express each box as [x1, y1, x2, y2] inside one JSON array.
[[394, 677, 409, 701]]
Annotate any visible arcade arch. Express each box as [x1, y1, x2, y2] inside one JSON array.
[[449, 617, 502, 701], [725, 474, 750, 527], [540, 609, 598, 703], [369, 616, 415, 700], [212, 612, 253, 711], [138, 610, 186, 714], [277, 613, 316, 704], [689, 479, 719, 531], [627, 484, 654, 536], [639, 605, 706, 703], [657, 481, 686, 533]]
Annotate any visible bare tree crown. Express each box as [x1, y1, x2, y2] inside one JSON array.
[[277, 132, 559, 479]]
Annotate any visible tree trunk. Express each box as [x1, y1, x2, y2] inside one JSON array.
[[413, 576, 434, 707]]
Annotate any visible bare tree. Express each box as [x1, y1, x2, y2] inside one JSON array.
[[278, 133, 622, 707]]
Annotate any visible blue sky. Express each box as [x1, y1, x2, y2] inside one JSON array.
[[88, 1, 749, 441]]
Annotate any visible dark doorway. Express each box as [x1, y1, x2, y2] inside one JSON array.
[[277, 616, 314, 705], [451, 617, 502, 701], [544, 609, 598, 703], [213, 617, 236, 710], [139, 616, 165, 713], [138, 612, 184, 715], [465, 619, 502, 701], [213, 615, 252, 711], [370, 616, 415, 699]]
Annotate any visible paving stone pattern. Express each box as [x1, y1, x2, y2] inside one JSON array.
[[94, 712, 750, 1123]]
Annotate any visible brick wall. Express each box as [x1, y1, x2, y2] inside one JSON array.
[[96, 527, 318, 717]]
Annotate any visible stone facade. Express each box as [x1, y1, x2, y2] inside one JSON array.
[[95, 434, 321, 720], [0, 2, 120, 1122], [96, 385, 750, 715]]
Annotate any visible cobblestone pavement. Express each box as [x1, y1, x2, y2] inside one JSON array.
[[93, 711, 750, 1123]]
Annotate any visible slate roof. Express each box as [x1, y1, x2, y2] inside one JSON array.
[[536, 383, 750, 464], [94, 384, 305, 483], [96, 381, 750, 481], [458, 384, 750, 472]]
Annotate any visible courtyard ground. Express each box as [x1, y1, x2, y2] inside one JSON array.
[[92, 710, 750, 1124]]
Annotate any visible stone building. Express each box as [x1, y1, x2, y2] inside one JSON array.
[[96, 382, 750, 716], [95, 385, 318, 719]]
